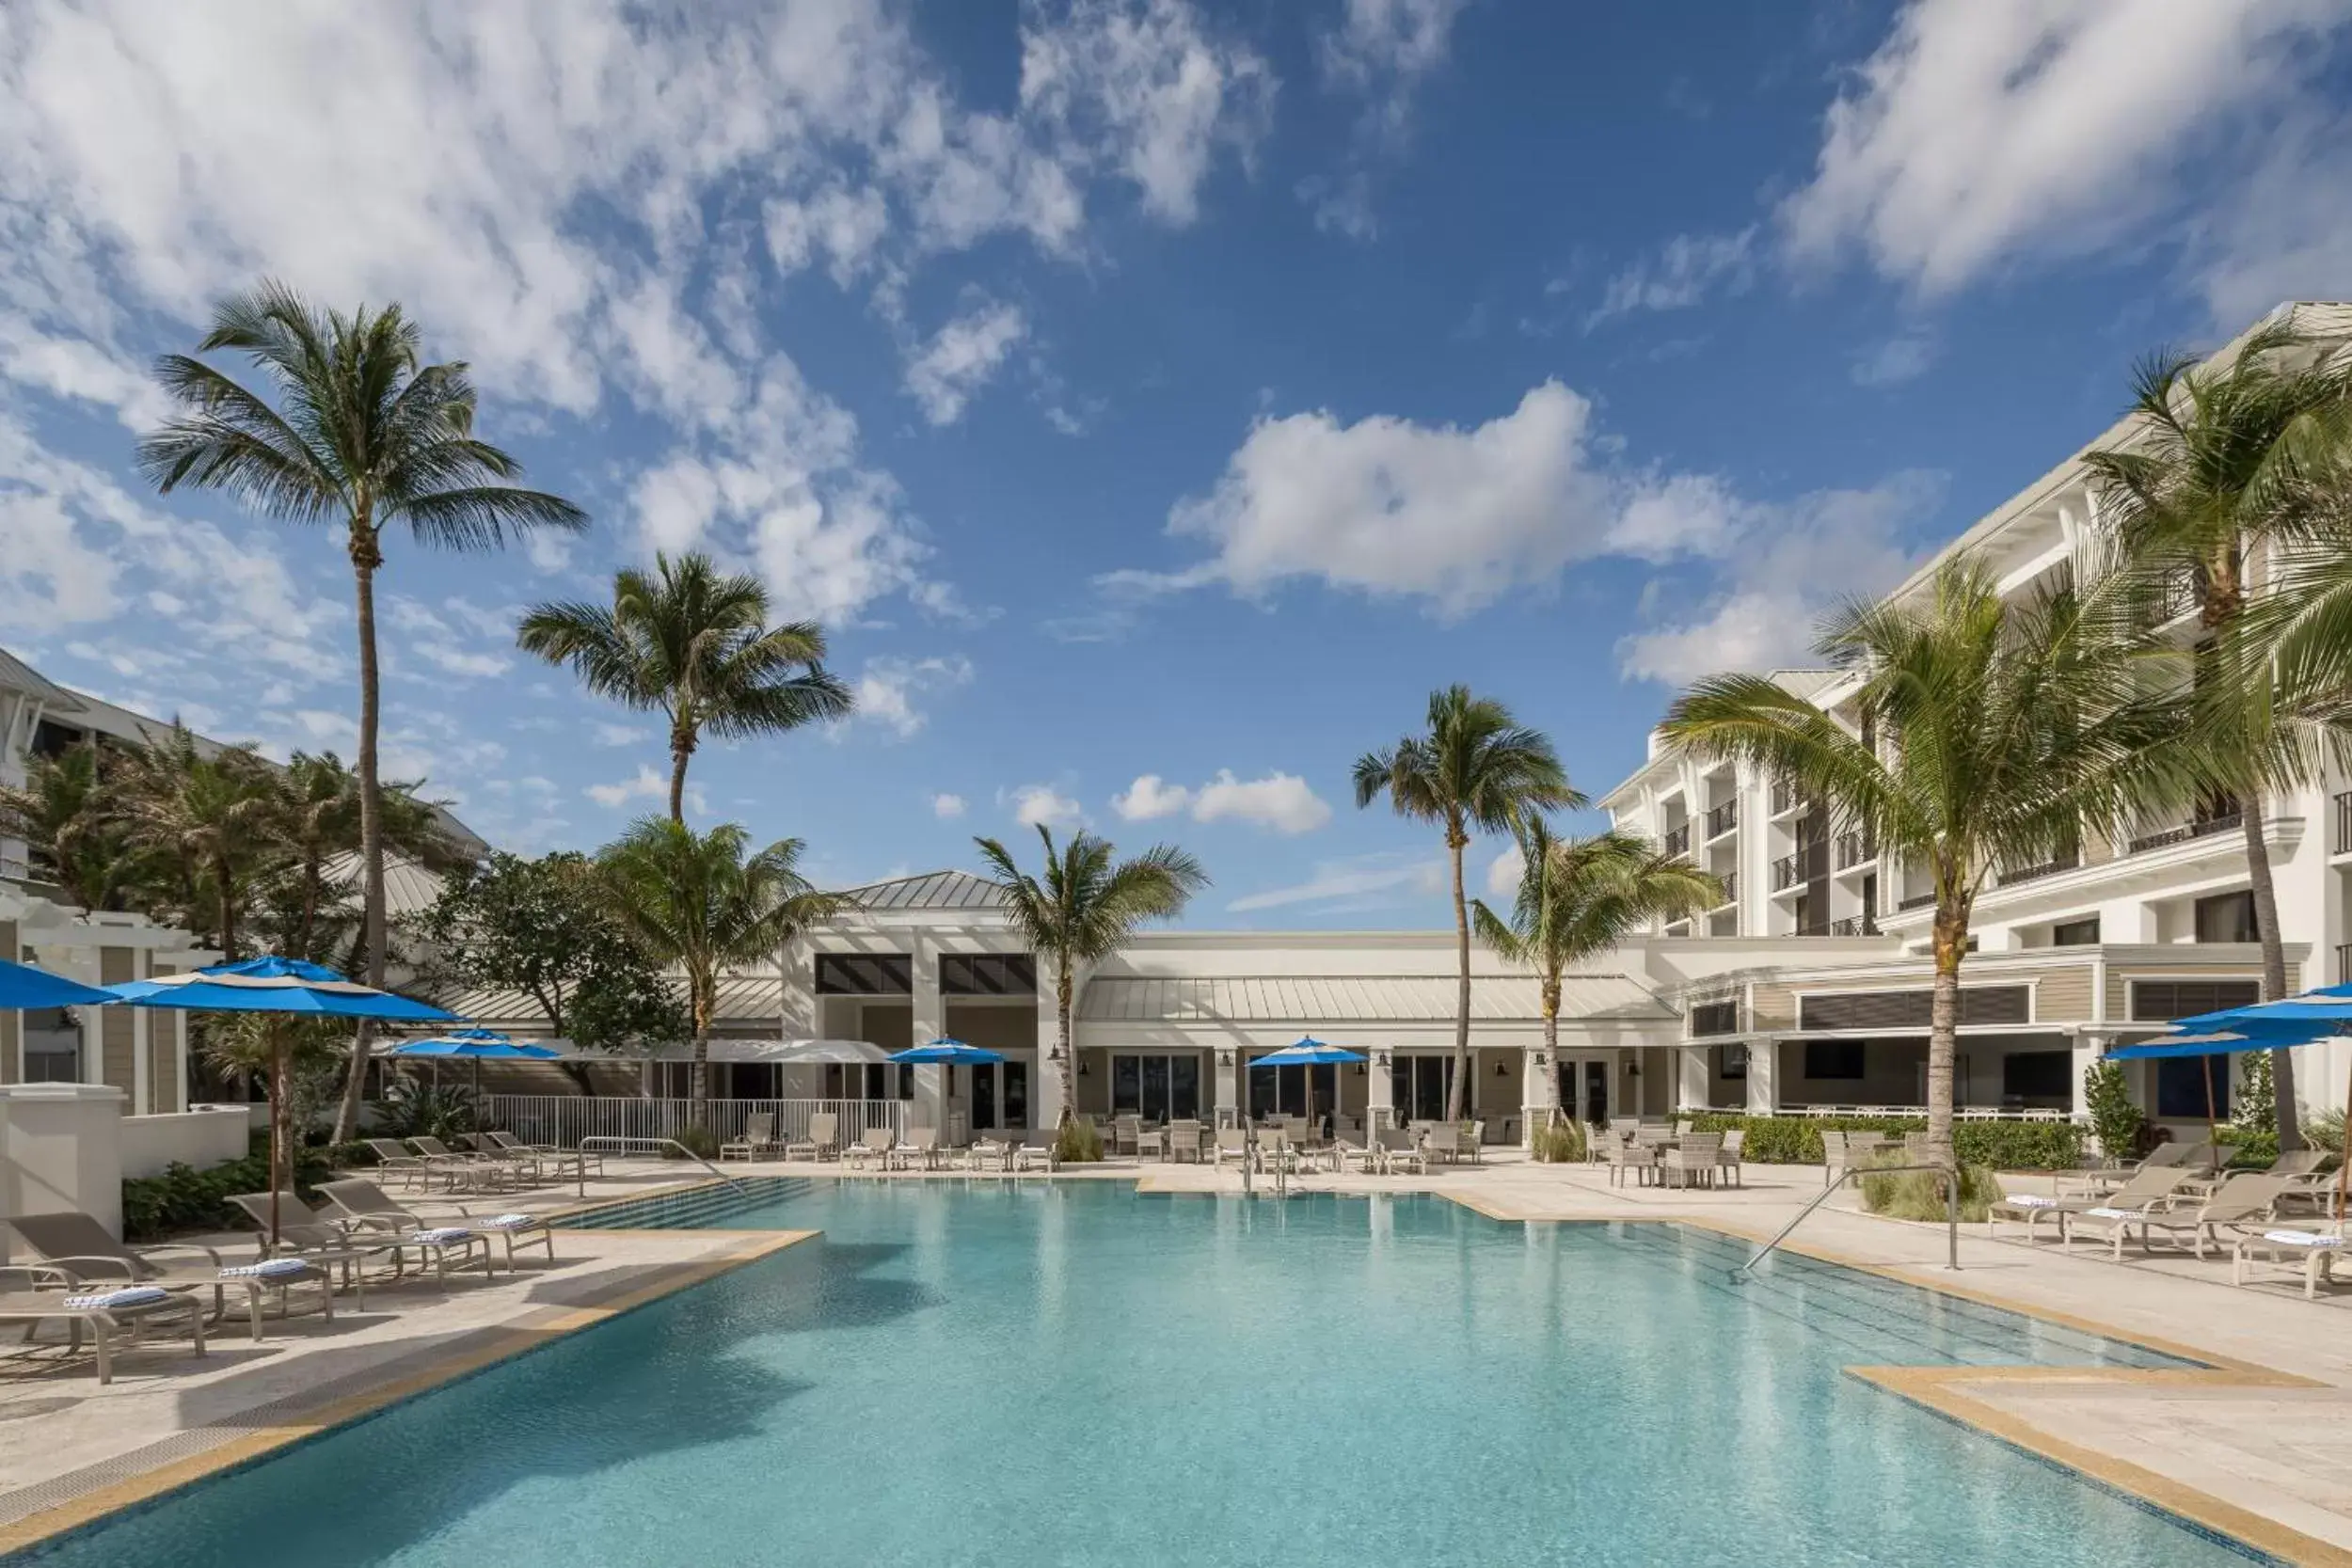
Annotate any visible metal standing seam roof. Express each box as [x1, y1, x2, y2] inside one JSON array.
[[445, 972, 787, 1030], [322, 852, 448, 919], [1076, 974, 1676, 1025], [839, 869, 1007, 911]]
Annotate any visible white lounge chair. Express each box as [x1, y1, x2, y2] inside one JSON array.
[[2233, 1227, 2345, 1299], [7, 1211, 311, 1340], [890, 1127, 942, 1171], [2072, 1172, 2288, 1260], [844, 1128, 896, 1170], [1013, 1130, 1060, 1173], [317, 1178, 548, 1276], [720, 1112, 780, 1162], [785, 1113, 839, 1164], [0, 1264, 207, 1383]]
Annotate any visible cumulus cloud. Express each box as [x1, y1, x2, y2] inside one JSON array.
[[1613, 472, 1945, 687], [1008, 783, 1086, 830], [386, 596, 510, 681], [1190, 769, 1331, 833], [1586, 228, 1756, 326], [903, 302, 1027, 424], [584, 764, 702, 817], [1485, 840, 1526, 897], [850, 655, 976, 737], [1850, 332, 1939, 388], [1113, 774, 1193, 820], [591, 722, 653, 748], [931, 792, 967, 819], [1779, 0, 2350, 303]]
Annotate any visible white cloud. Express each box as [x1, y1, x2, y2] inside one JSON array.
[[1020, 0, 1275, 226], [1587, 228, 1756, 326], [1319, 0, 1466, 139], [1113, 774, 1193, 820], [1227, 850, 1443, 913], [1851, 332, 1939, 388], [1190, 769, 1331, 833], [386, 596, 510, 680], [1779, 0, 2347, 297], [766, 183, 892, 287], [1485, 840, 1525, 898], [583, 764, 699, 816], [1613, 472, 1945, 687], [1009, 783, 1086, 830], [591, 722, 653, 748], [850, 655, 975, 737], [931, 792, 967, 819], [903, 301, 1027, 425]]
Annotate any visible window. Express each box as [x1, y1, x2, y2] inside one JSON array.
[[2001, 1051, 2072, 1104], [1111, 1053, 1200, 1121], [19, 1007, 78, 1084], [1003, 1061, 1029, 1127], [2155, 1055, 2232, 1119], [1715, 1042, 1748, 1081], [1689, 1000, 1740, 1037], [941, 954, 1036, 995], [815, 953, 912, 995], [2130, 980, 2260, 1022], [1803, 1040, 1867, 1080], [2193, 892, 2259, 944], [2051, 917, 2101, 947], [972, 1062, 996, 1131], [1390, 1056, 1455, 1122], [1798, 987, 2028, 1031]]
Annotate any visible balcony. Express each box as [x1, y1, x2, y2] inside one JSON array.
[[2126, 810, 2242, 855], [1898, 891, 1936, 911], [1712, 871, 1738, 909], [1704, 800, 1739, 840], [1769, 779, 1807, 818], [1661, 823, 1692, 859], [1995, 848, 2080, 888], [2336, 791, 2352, 856], [1830, 916, 1880, 937], [1770, 853, 1803, 893], [1833, 829, 1876, 871]]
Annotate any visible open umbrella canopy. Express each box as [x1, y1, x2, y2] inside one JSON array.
[[389, 1028, 559, 1060], [104, 955, 457, 1021], [766, 1038, 898, 1065], [0, 956, 114, 1009], [891, 1038, 1005, 1065], [1249, 1037, 1367, 1068], [2103, 1030, 2293, 1061], [2171, 984, 2352, 1035]]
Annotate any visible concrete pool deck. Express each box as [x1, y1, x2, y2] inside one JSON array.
[[2, 1155, 2349, 1562]]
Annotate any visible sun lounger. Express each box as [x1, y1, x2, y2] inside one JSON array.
[[317, 1178, 548, 1277], [720, 1112, 779, 1163], [1014, 1130, 1059, 1173], [408, 1135, 521, 1192], [965, 1137, 1013, 1173], [2072, 1172, 2289, 1260], [1376, 1129, 1426, 1176], [1987, 1166, 2197, 1245], [2233, 1227, 2345, 1299], [890, 1127, 942, 1171], [226, 1191, 385, 1307], [6, 1210, 332, 1340], [785, 1113, 839, 1164], [0, 1265, 207, 1383], [844, 1127, 896, 1170], [361, 1137, 442, 1190], [479, 1130, 599, 1179], [1986, 1192, 2075, 1244]]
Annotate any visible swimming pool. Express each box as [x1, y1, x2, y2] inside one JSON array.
[[19, 1181, 2266, 1566]]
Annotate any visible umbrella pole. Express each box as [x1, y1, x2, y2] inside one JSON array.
[[269, 1020, 286, 1252], [2337, 1052, 2352, 1227], [2203, 1055, 2218, 1169]]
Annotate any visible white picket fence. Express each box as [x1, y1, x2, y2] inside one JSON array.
[[483, 1095, 907, 1150]]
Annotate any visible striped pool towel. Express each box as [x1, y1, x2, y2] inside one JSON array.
[[219, 1259, 310, 1279], [2262, 1230, 2343, 1249], [410, 1227, 474, 1244], [63, 1286, 170, 1310], [483, 1214, 540, 1229]]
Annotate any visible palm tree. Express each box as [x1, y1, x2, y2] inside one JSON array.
[[974, 827, 1208, 1129], [2083, 318, 2352, 1150], [137, 278, 588, 1141], [1661, 559, 2188, 1165], [0, 741, 142, 913], [595, 818, 844, 1110], [1471, 821, 1719, 1128], [518, 552, 852, 823], [113, 725, 278, 961], [1355, 686, 1580, 1121], [267, 752, 364, 963]]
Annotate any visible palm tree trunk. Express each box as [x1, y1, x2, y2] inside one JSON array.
[[215, 855, 236, 963], [1056, 961, 1074, 1128], [334, 523, 386, 1144], [269, 1023, 288, 1251], [1539, 977, 1560, 1149], [668, 732, 692, 824], [2241, 805, 2301, 1150], [1446, 825, 1470, 1123], [1928, 902, 1963, 1168], [690, 985, 711, 1116]]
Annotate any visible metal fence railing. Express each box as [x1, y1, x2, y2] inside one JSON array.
[[482, 1095, 907, 1150]]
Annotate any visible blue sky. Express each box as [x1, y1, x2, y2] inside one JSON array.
[[5, 0, 2352, 926]]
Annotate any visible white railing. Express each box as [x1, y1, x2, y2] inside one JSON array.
[[482, 1095, 907, 1149], [1768, 1103, 2071, 1122]]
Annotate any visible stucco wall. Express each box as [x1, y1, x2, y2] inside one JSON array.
[[119, 1105, 250, 1180]]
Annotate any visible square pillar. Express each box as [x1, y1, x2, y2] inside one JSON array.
[[1521, 1044, 1556, 1148], [1036, 978, 1069, 1125], [1367, 1047, 1394, 1132], [1744, 1039, 1776, 1116], [0, 1084, 126, 1243], [1213, 1047, 1238, 1128], [910, 938, 950, 1139], [1677, 1045, 1709, 1114]]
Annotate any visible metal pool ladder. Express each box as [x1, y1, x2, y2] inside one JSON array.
[[578, 1134, 749, 1194], [1736, 1162, 1961, 1278]]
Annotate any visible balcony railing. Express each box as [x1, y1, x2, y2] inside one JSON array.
[[1995, 848, 2080, 887], [1770, 779, 1804, 817], [2335, 791, 2352, 856], [1898, 891, 1936, 911], [1661, 823, 1692, 859], [1771, 852, 1802, 892], [2126, 810, 2242, 855], [1833, 829, 1876, 870], [1830, 916, 1880, 937], [1712, 871, 1738, 909], [1705, 800, 1739, 839]]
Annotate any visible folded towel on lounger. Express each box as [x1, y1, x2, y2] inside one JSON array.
[[219, 1259, 310, 1279], [483, 1214, 539, 1229], [410, 1227, 474, 1244], [2261, 1230, 2343, 1249], [2085, 1207, 2134, 1220], [63, 1286, 170, 1310]]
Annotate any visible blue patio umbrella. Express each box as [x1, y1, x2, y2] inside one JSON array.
[[0, 956, 113, 1009], [1249, 1037, 1366, 1129], [106, 956, 458, 1244], [389, 1027, 561, 1096], [889, 1038, 1006, 1065]]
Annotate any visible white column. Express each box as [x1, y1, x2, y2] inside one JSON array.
[[1213, 1047, 1238, 1128], [1677, 1044, 1709, 1114], [1036, 970, 1067, 1125], [131, 948, 151, 1117], [1521, 1044, 1555, 1148], [910, 937, 949, 1138], [1745, 1038, 1776, 1116], [1367, 1048, 1394, 1132]]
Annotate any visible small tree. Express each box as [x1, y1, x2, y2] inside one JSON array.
[[2082, 1058, 2146, 1165], [203, 1013, 344, 1245]]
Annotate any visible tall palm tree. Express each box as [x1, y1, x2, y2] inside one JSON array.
[[2083, 318, 2352, 1150], [1355, 686, 1580, 1121], [518, 552, 852, 823], [113, 725, 278, 961], [596, 818, 844, 1110], [0, 741, 141, 913], [1471, 821, 1719, 1126], [1661, 559, 2188, 1165], [974, 827, 1208, 1129], [138, 279, 587, 1141]]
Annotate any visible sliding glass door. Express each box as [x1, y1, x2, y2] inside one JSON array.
[[1109, 1053, 1200, 1120], [1389, 1055, 1455, 1122]]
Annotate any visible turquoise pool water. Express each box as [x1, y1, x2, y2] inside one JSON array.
[[22, 1180, 2265, 1566]]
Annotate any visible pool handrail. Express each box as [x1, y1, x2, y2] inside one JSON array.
[[1738, 1161, 1961, 1277], [578, 1134, 748, 1194]]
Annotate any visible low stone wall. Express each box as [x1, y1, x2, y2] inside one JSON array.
[[119, 1105, 251, 1180]]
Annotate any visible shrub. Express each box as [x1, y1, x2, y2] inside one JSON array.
[[1056, 1118, 1104, 1164], [121, 1133, 330, 1242], [1682, 1114, 2082, 1171], [373, 1078, 480, 1141], [1859, 1162, 2003, 1223], [2216, 1125, 2280, 1168], [1531, 1117, 1585, 1164], [2307, 1109, 2344, 1154], [666, 1125, 723, 1160], [2082, 1059, 2145, 1164]]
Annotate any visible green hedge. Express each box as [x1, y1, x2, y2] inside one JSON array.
[[121, 1134, 330, 1242], [1682, 1114, 2083, 1171]]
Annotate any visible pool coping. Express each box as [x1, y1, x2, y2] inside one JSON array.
[[0, 1227, 814, 1560]]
